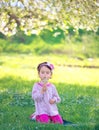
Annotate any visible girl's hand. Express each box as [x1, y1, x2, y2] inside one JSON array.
[[41, 78, 48, 93], [49, 99, 55, 104], [41, 84, 47, 94]]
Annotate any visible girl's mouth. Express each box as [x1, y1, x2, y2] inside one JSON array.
[[42, 78, 48, 84]]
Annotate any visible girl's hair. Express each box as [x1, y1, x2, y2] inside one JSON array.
[[37, 62, 54, 72]]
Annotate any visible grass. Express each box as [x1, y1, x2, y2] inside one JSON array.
[[0, 53, 99, 130]]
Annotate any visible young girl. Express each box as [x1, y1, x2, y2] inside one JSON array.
[[31, 62, 63, 124]]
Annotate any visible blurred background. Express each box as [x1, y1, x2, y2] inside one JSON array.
[[0, 0, 99, 130]]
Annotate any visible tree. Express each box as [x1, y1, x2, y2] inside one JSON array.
[[0, 0, 99, 36]]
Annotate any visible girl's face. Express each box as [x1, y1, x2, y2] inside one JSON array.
[[38, 66, 52, 81]]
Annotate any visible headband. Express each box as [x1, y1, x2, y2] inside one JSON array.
[[45, 62, 54, 70], [37, 62, 54, 71]]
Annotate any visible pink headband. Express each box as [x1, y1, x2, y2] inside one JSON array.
[[37, 62, 54, 71], [45, 62, 54, 70]]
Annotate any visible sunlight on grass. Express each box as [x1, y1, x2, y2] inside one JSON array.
[[0, 54, 99, 130], [53, 66, 99, 86], [0, 54, 99, 87]]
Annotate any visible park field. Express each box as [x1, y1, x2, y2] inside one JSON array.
[[0, 53, 99, 130]]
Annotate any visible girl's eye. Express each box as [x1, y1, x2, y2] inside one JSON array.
[[46, 72, 50, 74], [41, 71, 44, 74], [40, 71, 50, 74]]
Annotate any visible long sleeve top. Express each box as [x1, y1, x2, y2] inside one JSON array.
[[32, 82, 61, 116]]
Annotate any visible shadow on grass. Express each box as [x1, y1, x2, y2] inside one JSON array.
[[0, 76, 99, 130]]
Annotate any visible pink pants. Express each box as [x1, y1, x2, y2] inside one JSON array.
[[36, 114, 63, 124]]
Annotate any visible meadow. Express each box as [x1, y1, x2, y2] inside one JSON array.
[[0, 53, 99, 130], [0, 29, 99, 129]]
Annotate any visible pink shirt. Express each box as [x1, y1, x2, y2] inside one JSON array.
[[32, 82, 61, 116]]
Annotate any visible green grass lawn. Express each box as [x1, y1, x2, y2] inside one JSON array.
[[0, 54, 99, 130]]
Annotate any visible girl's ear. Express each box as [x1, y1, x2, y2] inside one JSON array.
[[38, 72, 40, 78], [50, 73, 52, 79]]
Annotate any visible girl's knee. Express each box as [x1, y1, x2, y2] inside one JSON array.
[[36, 114, 50, 123], [51, 115, 63, 124]]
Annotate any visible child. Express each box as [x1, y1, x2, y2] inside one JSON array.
[[31, 62, 63, 124]]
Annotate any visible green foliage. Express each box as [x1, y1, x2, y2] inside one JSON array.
[[0, 29, 99, 58], [40, 29, 65, 44]]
